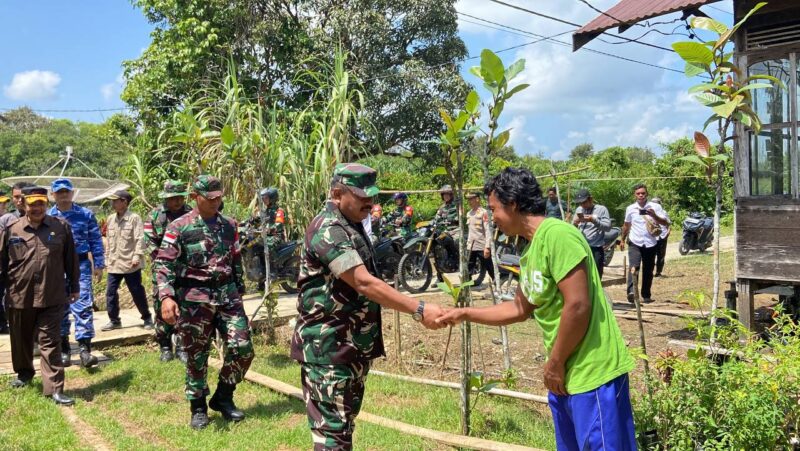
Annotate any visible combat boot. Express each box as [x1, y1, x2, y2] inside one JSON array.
[[209, 381, 245, 422], [158, 337, 174, 362], [190, 398, 209, 430], [175, 343, 189, 364], [78, 339, 98, 368], [60, 336, 72, 368]]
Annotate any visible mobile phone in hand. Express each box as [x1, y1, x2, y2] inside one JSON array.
[[639, 209, 647, 215]]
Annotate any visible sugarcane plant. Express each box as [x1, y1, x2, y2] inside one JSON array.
[[671, 2, 783, 328]]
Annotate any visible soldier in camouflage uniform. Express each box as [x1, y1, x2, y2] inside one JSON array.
[[155, 175, 254, 430], [383, 192, 414, 238], [256, 187, 287, 250], [432, 184, 460, 260], [144, 180, 192, 362], [292, 163, 446, 450]]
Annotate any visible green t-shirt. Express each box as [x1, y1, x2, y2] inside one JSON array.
[[520, 218, 634, 394]]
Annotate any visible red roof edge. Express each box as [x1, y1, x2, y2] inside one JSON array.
[[572, 0, 723, 51]]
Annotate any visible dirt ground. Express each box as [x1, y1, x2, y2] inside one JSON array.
[[320, 248, 777, 397]]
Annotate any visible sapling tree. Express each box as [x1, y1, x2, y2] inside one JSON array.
[[671, 2, 783, 325]]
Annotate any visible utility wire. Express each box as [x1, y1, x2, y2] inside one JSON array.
[[706, 4, 734, 16]]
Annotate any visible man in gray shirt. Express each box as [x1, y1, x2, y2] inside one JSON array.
[[572, 189, 612, 279]]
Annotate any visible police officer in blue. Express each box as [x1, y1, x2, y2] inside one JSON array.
[[48, 178, 105, 368]]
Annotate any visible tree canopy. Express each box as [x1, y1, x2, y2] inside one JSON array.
[[123, 0, 468, 155]]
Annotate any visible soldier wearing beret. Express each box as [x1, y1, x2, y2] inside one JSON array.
[[155, 175, 254, 430], [292, 163, 445, 450]]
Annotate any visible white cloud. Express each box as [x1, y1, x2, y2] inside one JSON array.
[[100, 73, 126, 102], [4, 70, 61, 101]]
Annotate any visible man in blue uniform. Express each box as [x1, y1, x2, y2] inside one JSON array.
[[48, 178, 105, 368]]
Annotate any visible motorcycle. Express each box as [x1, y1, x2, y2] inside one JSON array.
[[397, 222, 486, 293], [373, 228, 407, 282], [239, 220, 301, 294], [603, 225, 622, 267], [679, 212, 714, 255], [497, 253, 521, 302]]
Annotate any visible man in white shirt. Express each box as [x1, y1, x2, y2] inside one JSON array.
[[620, 184, 669, 304]]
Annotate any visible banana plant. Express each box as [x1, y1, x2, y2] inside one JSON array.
[[671, 2, 784, 326]]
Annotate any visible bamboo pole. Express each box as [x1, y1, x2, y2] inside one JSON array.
[[208, 363, 544, 451], [369, 370, 549, 404]]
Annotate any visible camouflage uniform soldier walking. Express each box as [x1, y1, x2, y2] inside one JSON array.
[[256, 187, 287, 251], [144, 180, 192, 362], [155, 175, 254, 429], [292, 163, 445, 450]]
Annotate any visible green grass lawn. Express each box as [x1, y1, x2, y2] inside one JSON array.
[[0, 342, 556, 450]]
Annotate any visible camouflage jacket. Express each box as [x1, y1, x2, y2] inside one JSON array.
[[432, 201, 459, 232], [143, 204, 191, 260], [254, 205, 286, 247], [154, 209, 244, 305], [384, 205, 414, 237], [290, 201, 384, 364]]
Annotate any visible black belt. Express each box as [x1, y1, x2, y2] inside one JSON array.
[[177, 277, 230, 289], [78, 253, 90, 261]]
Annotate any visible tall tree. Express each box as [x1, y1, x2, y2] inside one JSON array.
[[123, 0, 468, 154], [569, 142, 593, 161]]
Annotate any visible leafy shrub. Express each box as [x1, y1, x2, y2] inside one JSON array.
[[634, 310, 800, 449]]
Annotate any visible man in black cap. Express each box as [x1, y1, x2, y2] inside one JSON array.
[[571, 189, 611, 279], [101, 189, 152, 331], [0, 186, 79, 405]]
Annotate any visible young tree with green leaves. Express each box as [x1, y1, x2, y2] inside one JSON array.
[[671, 2, 783, 322]]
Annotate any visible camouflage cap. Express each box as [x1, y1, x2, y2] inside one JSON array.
[[158, 180, 189, 199], [192, 175, 224, 199], [332, 163, 379, 198], [439, 185, 453, 194]]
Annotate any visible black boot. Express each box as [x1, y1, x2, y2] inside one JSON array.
[[175, 342, 189, 364], [61, 336, 72, 367], [190, 398, 209, 430], [209, 381, 245, 422], [158, 337, 174, 362], [78, 339, 98, 368]]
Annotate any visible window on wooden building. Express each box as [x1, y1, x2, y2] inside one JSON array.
[[748, 58, 796, 196]]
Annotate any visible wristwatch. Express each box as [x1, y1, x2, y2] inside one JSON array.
[[412, 301, 425, 322]]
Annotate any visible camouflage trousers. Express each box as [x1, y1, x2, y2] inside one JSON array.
[[177, 301, 254, 400], [152, 271, 175, 347], [300, 361, 370, 451]]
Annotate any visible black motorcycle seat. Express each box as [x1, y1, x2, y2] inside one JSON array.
[[604, 228, 620, 242], [275, 241, 298, 257], [500, 254, 520, 267]]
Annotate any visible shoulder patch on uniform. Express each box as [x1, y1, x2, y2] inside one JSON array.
[[143, 222, 154, 233], [275, 208, 285, 223], [405, 206, 413, 216], [163, 231, 178, 245]]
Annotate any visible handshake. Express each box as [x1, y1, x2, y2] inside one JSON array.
[[417, 303, 468, 330]]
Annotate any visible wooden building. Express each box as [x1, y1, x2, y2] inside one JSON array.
[[574, 0, 800, 329]]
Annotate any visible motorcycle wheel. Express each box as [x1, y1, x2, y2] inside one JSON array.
[[280, 255, 301, 295], [603, 246, 615, 267], [398, 251, 433, 293], [678, 239, 690, 256], [379, 252, 402, 283]]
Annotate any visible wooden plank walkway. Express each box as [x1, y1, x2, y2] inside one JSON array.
[[0, 292, 299, 376]]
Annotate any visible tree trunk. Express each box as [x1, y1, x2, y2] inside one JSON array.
[[456, 153, 472, 436], [709, 162, 723, 329]]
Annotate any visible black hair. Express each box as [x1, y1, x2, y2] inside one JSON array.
[[547, 187, 557, 194], [12, 181, 35, 191], [633, 183, 648, 193], [484, 167, 546, 215]]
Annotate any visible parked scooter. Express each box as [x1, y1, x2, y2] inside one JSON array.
[[239, 220, 301, 294], [603, 225, 622, 267], [397, 221, 485, 293], [679, 212, 714, 255]]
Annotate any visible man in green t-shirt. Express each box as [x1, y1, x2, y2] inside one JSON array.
[[438, 167, 637, 450]]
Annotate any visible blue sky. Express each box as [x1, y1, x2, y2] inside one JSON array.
[[0, 0, 734, 158]]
